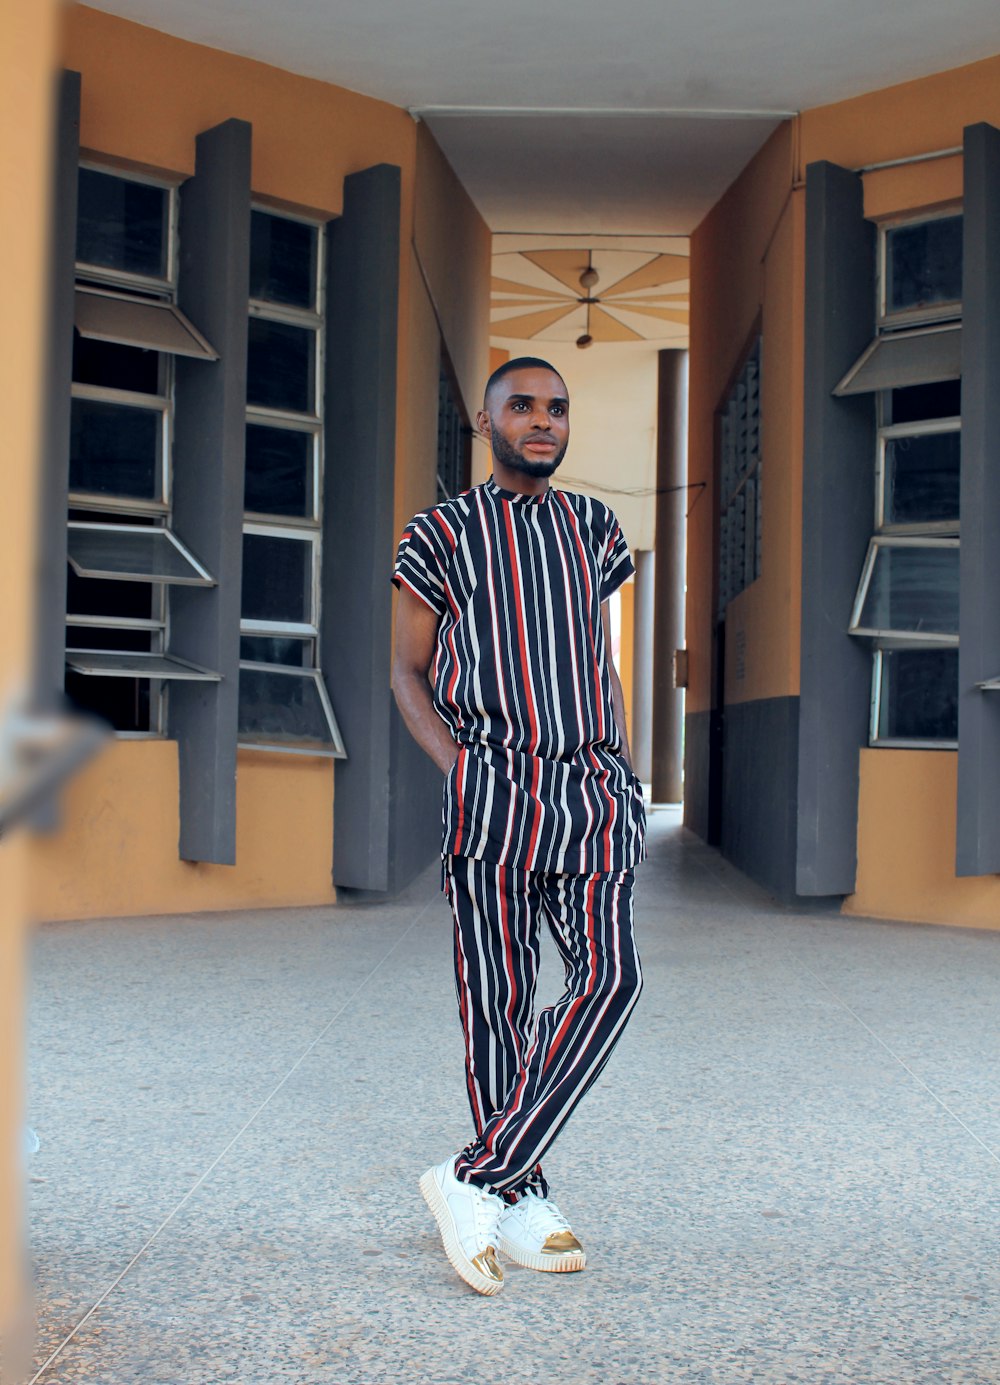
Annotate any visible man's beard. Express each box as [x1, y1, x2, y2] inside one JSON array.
[[490, 420, 568, 479]]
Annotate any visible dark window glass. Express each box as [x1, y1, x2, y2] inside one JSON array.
[[76, 169, 168, 279], [244, 425, 312, 517], [890, 380, 961, 424], [886, 216, 963, 317], [878, 648, 958, 742], [72, 331, 161, 394], [64, 671, 152, 732], [246, 318, 314, 414], [241, 533, 312, 624], [66, 567, 155, 620], [65, 625, 153, 652], [70, 397, 160, 499], [884, 430, 960, 527], [249, 211, 317, 309], [240, 636, 311, 666], [238, 668, 333, 746]]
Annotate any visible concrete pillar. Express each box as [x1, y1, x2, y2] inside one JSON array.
[[631, 550, 655, 783], [652, 349, 688, 804]]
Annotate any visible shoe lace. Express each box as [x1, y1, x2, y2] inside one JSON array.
[[522, 1193, 571, 1236], [474, 1188, 504, 1243]]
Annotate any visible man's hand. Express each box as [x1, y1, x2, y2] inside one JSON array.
[[391, 585, 459, 775]]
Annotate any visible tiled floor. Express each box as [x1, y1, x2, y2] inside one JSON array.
[[25, 808, 1000, 1384]]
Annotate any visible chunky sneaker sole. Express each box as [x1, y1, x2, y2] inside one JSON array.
[[419, 1164, 504, 1296], [497, 1228, 586, 1273]]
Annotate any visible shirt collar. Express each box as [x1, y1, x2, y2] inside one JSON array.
[[485, 476, 552, 506]]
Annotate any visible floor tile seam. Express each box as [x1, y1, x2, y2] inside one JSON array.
[[693, 852, 1000, 1170], [27, 897, 437, 1385]]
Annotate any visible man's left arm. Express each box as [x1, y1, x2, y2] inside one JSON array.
[[601, 601, 634, 773]]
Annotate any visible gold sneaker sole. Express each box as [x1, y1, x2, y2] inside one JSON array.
[[498, 1233, 586, 1273]]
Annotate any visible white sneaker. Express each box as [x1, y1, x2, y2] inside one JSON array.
[[419, 1156, 505, 1295], [497, 1190, 586, 1273]]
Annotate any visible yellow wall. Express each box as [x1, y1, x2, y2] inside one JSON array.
[[848, 751, 1000, 928], [2, 0, 60, 1360], [29, 5, 491, 923], [687, 121, 802, 714], [29, 743, 336, 920], [687, 49, 1000, 926]]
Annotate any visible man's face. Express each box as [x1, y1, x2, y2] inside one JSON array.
[[476, 368, 570, 479]]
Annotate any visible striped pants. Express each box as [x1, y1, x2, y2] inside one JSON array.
[[444, 855, 642, 1199]]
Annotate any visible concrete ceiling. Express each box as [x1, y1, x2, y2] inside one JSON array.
[[91, 0, 1000, 232]]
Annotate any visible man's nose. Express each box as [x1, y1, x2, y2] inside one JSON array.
[[529, 407, 551, 428]]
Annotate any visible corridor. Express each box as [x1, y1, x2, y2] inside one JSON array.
[[26, 808, 1000, 1384]]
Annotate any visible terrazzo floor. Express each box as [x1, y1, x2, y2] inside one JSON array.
[[24, 807, 1000, 1384]]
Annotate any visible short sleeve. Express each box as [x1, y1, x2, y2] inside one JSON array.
[[599, 510, 635, 602], [392, 510, 450, 616]]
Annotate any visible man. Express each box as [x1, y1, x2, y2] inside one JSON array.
[[391, 357, 645, 1296]]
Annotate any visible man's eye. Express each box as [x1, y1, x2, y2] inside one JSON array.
[[550, 406, 565, 416]]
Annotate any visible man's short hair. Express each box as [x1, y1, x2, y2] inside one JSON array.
[[484, 356, 566, 407]]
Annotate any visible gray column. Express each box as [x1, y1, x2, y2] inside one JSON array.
[[170, 119, 252, 864], [796, 161, 876, 896], [631, 550, 655, 784], [957, 122, 1000, 876], [323, 165, 404, 893], [34, 70, 80, 714], [653, 348, 687, 805]]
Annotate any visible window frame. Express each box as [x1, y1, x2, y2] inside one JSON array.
[[875, 413, 962, 535], [849, 534, 960, 646], [239, 205, 337, 756], [75, 160, 179, 293], [877, 208, 964, 331], [869, 647, 959, 750]]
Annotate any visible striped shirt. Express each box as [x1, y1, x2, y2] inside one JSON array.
[[392, 477, 646, 874]]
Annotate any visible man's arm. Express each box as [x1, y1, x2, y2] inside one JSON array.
[[602, 601, 634, 773], [391, 585, 458, 775]]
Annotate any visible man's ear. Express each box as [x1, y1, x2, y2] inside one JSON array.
[[475, 409, 491, 441]]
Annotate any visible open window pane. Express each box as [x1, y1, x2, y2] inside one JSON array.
[[239, 635, 312, 666], [77, 168, 168, 280], [249, 211, 317, 310], [241, 532, 312, 624], [834, 324, 961, 396], [65, 670, 152, 733], [852, 539, 959, 638], [73, 332, 161, 394], [75, 288, 217, 360], [244, 424, 314, 517], [885, 216, 963, 319], [889, 379, 961, 425], [70, 396, 161, 500], [882, 429, 960, 528], [65, 651, 220, 680], [66, 567, 156, 620], [238, 664, 345, 756], [66, 624, 154, 652], [67, 523, 214, 585], [875, 648, 958, 744], [247, 318, 315, 414]]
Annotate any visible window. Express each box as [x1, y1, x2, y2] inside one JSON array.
[[717, 337, 762, 619], [66, 166, 220, 734], [238, 208, 344, 757], [846, 214, 963, 747], [437, 362, 471, 501]]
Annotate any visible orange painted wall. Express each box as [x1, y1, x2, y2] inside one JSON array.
[[2, 0, 60, 1358], [847, 751, 1000, 929], [29, 743, 336, 921], [687, 120, 800, 714], [618, 581, 636, 732], [29, 6, 491, 922], [687, 48, 1000, 926]]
